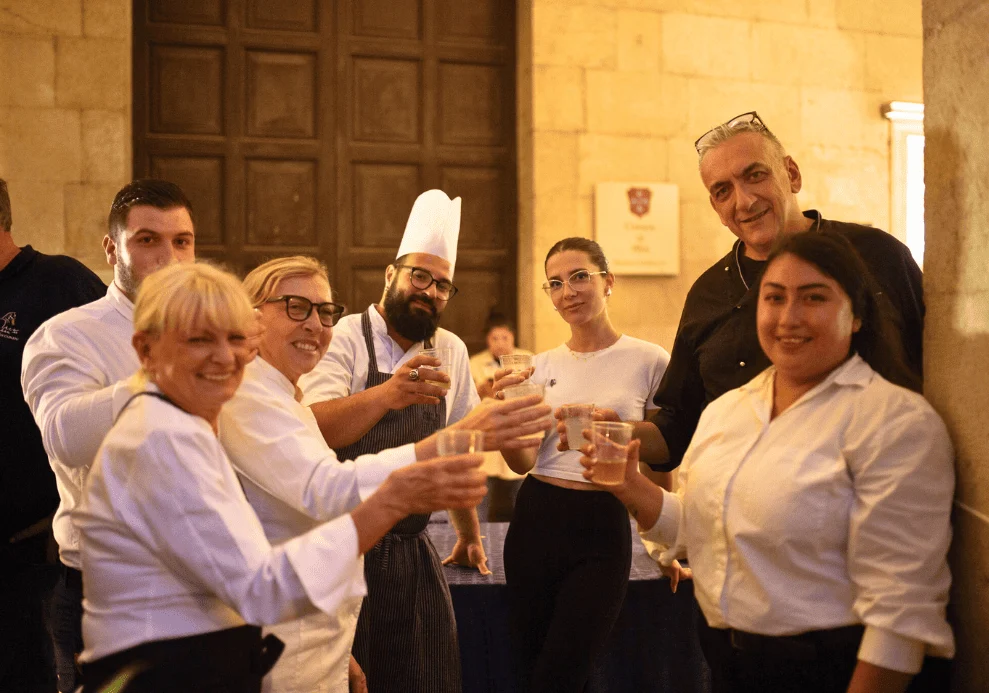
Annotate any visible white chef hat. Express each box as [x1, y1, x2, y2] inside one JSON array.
[[395, 189, 462, 273]]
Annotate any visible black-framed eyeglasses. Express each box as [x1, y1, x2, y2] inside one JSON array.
[[541, 270, 608, 296], [266, 295, 346, 327], [394, 264, 459, 300], [694, 111, 769, 154]]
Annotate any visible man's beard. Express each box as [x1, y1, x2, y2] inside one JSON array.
[[115, 260, 140, 300], [383, 282, 441, 343]]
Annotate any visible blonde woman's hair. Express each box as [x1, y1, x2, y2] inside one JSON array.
[[242, 255, 331, 307], [133, 262, 254, 336]]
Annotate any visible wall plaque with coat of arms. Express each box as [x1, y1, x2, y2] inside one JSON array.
[[593, 182, 679, 276]]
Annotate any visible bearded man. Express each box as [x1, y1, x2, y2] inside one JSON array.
[[300, 189, 485, 693]]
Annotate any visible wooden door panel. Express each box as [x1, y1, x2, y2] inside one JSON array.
[[352, 163, 423, 248], [245, 51, 317, 138], [440, 166, 505, 249], [438, 62, 503, 145], [150, 45, 224, 135], [245, 159, 318, 246], [436, 0, 505, 43], [148, 155, 225, 245], [353, 0, 420, 39], [352, 58, 421, 143], [246, 0, 317, 32]]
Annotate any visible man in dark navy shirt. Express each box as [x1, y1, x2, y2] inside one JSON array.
[[0, 178, 105, 692], [630, 113, 924, 473]]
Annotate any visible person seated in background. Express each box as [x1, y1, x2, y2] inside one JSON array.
[[494, 237, 671, 693], [219, 256, 553, 693], [468, 310, 533, 521], [580, 232, 954, 693], [75, 262, 489, 693]]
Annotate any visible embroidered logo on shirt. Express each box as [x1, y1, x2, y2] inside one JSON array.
[[0, 311, 19, 341]]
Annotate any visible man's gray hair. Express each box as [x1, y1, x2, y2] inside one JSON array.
[[696, 122, 787, 168]]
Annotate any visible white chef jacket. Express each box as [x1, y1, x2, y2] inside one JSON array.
[[219, 357, 416, 693], [21, 282, 138, 569], [299, 304, 480, 423], [642, 355, 955, 674], [78, 376, 366, 662]]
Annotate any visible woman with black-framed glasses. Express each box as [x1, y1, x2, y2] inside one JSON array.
[[493, 237, 672, 692]]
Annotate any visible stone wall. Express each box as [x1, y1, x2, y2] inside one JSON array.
[[519, 0, 923, 352], [0, 0, 131, 279], [923, 1, 989, 690]]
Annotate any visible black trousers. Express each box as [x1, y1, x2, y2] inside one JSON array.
[[79, 625, 283, 693], [698, 614, 952, 693], [504, 476, 632, 693]]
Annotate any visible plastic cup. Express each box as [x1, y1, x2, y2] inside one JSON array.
[[559, 403, 595, 451], [590, 421, 634, 486], [500, 353, 533, 374], [419, 347, 452, 390], [502, 381, 547, 440], [436, 429, 485, 455]]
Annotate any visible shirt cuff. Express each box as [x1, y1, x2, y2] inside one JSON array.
[[353, 443, 416, 502], [637, 488, 681, 558], [283, 514, 367, 616], [857, 625, 926, 674]]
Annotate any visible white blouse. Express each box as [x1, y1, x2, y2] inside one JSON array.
[[21, 282, 137, 569], [642, 355, 955, 674], [78, 377, 365, 662], [219, 357, 416, 693]]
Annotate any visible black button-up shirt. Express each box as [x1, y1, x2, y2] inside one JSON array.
[[648, 211, 924, 471]]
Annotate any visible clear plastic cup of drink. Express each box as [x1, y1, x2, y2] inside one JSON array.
[[436, 429, 485, 455], [419, 347, 452, 391], [590, 421, 634, 486], [502, 381, 547, 440], [500, 353, 533, 375], [559, 403, 595, 451]]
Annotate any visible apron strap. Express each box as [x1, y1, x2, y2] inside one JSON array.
[[359, 309, 381, 379], [115, 390, 187, 425]]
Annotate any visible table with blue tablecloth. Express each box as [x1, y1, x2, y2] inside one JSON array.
[[428, 519, 712, 693]]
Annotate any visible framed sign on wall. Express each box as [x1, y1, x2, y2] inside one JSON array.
[[593, 182, 680, 276]]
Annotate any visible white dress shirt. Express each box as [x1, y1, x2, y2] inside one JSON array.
[[21, 282, 138, 569], [642, 355, 955, 674], [219, 357, 416, 693], [299, 304, 480, 423], [78, 376, 366, 662]]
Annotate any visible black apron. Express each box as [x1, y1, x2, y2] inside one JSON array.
[[341, 309, 462, 693]]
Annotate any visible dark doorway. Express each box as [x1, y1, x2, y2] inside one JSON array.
[[133, 0, 517, 353]]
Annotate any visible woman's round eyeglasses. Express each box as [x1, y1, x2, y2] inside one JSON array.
[[265, 295, 346, 327], [542, 270, 607, 296]]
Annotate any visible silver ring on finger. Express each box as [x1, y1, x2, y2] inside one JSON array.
[[408, 368, 420, 382]]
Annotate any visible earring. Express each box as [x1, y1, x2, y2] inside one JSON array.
[[605, 289, 612, 296]]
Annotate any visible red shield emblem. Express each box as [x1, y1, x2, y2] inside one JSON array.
[[627, 187, 651, 218]]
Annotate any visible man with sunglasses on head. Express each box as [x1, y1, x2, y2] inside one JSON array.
[[299, 190, 485, 693]]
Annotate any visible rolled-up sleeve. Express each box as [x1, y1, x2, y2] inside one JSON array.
[[846, 395, 955, 673]]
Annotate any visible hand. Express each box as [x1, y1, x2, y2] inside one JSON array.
[[491, 366, 533, 399], [659, 559, 693, 594], [457, 396, 553, 450], [555, 407, 622, 452], [442, 537, 492, 576], [385, 454, 487, 515], [381, 354, 450, 410], [348, 656, 368, 693], [579, 438, 642, 493]]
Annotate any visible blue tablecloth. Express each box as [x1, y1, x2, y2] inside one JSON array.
[[428, 520, 712, 693]]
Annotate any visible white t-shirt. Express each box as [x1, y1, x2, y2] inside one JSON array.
[[529, 335, 669, 483]]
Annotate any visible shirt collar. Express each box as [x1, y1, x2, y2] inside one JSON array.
[[802, 209, 824, 232], [106, 281, 135, 321], [741, 353, 873, 400], [250, 357, 301, 401]]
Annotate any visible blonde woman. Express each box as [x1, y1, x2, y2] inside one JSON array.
[[220, 256, 554, 692], [76, 262, 489, 692]]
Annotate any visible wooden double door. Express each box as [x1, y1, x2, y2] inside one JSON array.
[[133, 0, 517, 353]]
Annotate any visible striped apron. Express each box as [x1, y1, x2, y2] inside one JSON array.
[[338, 309, 461, 693]]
